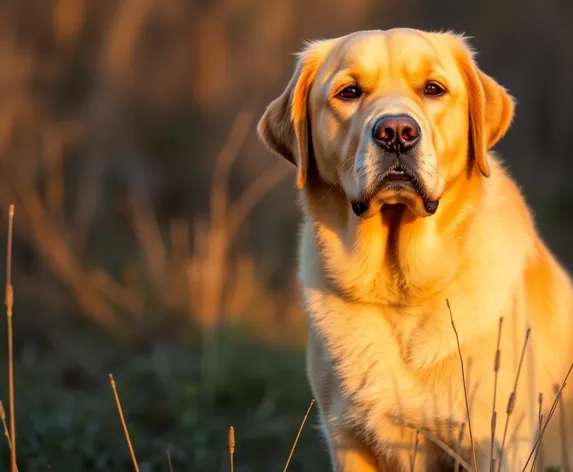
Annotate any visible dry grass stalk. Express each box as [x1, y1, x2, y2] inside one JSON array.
[[228, 426, 235, 472], [109, 374, 140, 472], [402, 420, 474, 472], [557, 384, 570, 472], [497, 328, 531, 472], [166, 450, 174, 472], [0, 403, 18, 472], [522, 363, 573, 472], [0, 401, 10, 447], [454, 422, 466, 472], [490, 317, 503, 471], [446, 299, 478, 472], [0, 400, 14, 455], [282, 399, 315, 472], [531, 394, 543, 472], [410, 430, 419, 472], [5, 204, 17, 472]]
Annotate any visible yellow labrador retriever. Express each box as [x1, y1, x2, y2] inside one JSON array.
[[257, 29, 573, 471]]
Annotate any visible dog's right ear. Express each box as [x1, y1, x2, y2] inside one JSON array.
[[257, 40, 332, 189]]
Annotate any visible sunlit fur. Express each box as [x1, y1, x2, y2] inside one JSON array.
[[258, 29, 573, 471]]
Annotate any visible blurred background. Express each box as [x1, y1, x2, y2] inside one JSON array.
[[0, 0, 571, 470]]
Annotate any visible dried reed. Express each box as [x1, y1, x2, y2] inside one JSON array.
[[5, 204, 17, 472], [228, 426, 235, 472], [522, 363, 573, 471], [0, 400, 16, 466], [109, 374, 140, 472], [497, 328, 531, 472], [410, 429, 419, 472], [402, 420, 474, 472], [282, 399, 315, 472], [531, 393, 543, 472], [557, 383, 570, 472], [166, 450, 174, 472], [447, 299, 478, 472], [454, 422, 466, 472], [490, 318, 503, 471]]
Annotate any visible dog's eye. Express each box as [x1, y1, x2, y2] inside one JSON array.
[[424, 81, 446, 97], [337, 85, 362, 100]]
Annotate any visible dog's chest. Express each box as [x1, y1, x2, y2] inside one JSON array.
[[317, 238, 454, 310], [387, 306, 424, 345]]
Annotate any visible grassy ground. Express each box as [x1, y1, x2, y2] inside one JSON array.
[[0, 320, 329, 472], [0, 318, 566, 472]]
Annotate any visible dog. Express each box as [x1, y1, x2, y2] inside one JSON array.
[[257, 28, 573, 471]]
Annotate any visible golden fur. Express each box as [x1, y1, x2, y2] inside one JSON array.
[[257, 28, 573, 471]]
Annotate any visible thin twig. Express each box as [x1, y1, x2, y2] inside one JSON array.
[[522, 363, 573, 472], [497, 328, 531, 472], [490, 318, 503, 471], [166, 450, 174, 472], [410, 430, 419, 472], [5, 204, 16, 472], [531, 394, 543, 472], [447, 299, 478, 472], [282, 399, 315, 472], [109, 374, 140, 472], [228, 426, 235, 472], [454, 422, 466, 472]]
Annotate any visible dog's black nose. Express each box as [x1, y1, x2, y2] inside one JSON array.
[[372, 114, 421, 153]]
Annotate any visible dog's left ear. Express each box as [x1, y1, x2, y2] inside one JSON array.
[[456, 39, 515, 178], [257, 40, 333, 189]]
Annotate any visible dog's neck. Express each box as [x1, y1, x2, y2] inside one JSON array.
[[300, 164, 485, 306]]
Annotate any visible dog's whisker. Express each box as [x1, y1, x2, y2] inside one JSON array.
[[321, 180, 340, 200], [419, 156, 445, 181], [336, 155, 355, 170]]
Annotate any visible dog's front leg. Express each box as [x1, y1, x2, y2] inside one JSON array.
[[330, 434, 381, 472], [307, 329, 381, 471]]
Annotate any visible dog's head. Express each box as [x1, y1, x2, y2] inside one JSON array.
[[257, 29, 514, 218]]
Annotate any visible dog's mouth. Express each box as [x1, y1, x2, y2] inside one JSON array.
[[383, 163, 414, 182], [368, 162, 422, 198], [351, 163, 439, 218]]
